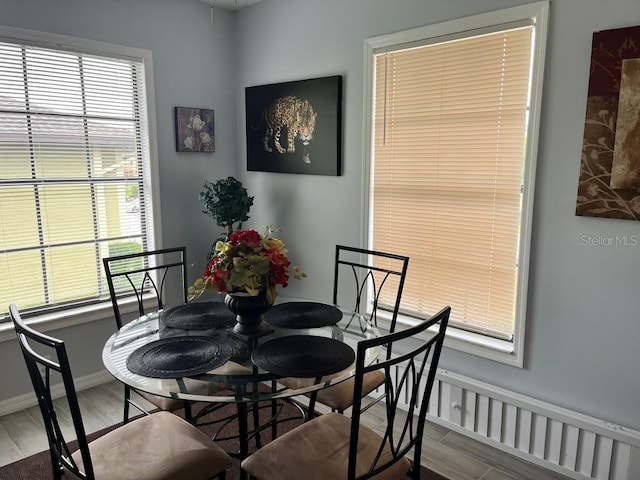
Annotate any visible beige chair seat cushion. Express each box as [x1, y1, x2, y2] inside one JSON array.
[[70, 411, 232, 480], [241, 412, 410, 480], [135, 389, 184, 411], [315, 370, 386, 411], [280, 369, 386, 412]]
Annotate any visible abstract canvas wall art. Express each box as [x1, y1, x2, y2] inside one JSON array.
[[576, 26, 640, 220]]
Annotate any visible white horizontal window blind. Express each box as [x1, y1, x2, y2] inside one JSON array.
[[0, 38, 154, 319], [371, 25, 534, 339]]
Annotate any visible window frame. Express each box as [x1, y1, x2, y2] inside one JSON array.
[[0, 25, 162, 330], [361, 1, 549, 367]]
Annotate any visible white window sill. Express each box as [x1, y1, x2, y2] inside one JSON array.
[[379, 311, 523, 368], [0, 296, 148, 343]]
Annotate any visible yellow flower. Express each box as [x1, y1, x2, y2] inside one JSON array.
[[215, 240, 232, 255], [261, 236, 286, 253]]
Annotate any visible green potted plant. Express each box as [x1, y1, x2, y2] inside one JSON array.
[[199, 177, 254, 254]]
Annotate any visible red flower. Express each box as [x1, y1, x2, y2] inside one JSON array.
[[229, 229, 261, 248], [202, 257, 229, 293], [211, 269, 227, 292], [262, 247, 291, 287], [203, 256, 219, 277]]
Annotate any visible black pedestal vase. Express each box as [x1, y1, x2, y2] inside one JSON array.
[[225, 291, 273, 336]]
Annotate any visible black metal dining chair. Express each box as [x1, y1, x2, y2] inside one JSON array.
[[286, 245, 409, 416], [332, 245, 410, 331], [103, 246, 195, 423], [241, 305, 450, 480], [9, 303, 232, 480]]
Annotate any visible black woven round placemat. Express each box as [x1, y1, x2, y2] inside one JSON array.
[[127, 336, 233, 379], [160, 302, 236, 330], [263, 302, 343, 328], [251, 335, 355, 378]]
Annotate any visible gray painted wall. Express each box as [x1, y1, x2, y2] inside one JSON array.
[[0, 0, 638, 434], [234, 0, 640, 431]]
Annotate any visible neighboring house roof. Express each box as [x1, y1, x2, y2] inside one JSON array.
[[0, 96, 136, 148]]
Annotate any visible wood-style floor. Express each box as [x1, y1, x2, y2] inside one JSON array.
[[0, 380, 570, 480]]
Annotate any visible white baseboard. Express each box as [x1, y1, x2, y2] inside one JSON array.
[[387, 367, 640, 480], [0, 370, 114, 417]]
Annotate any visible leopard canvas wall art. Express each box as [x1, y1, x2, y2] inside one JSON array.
[[245, 76, 342, 175]]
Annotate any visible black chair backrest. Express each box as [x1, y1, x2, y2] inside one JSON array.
[[332, 245, 409, 333], [103, 246, 188, 329], [349, 305, 450, 480], [10, 304, 95, 480]]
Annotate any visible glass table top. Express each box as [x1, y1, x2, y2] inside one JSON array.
[[102, 297, 381, 404]]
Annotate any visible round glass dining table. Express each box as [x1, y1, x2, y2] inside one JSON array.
[[101, 297, 382, 405]]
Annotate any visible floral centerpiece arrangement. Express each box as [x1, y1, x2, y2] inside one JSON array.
[[188, 227, 305, 305]]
